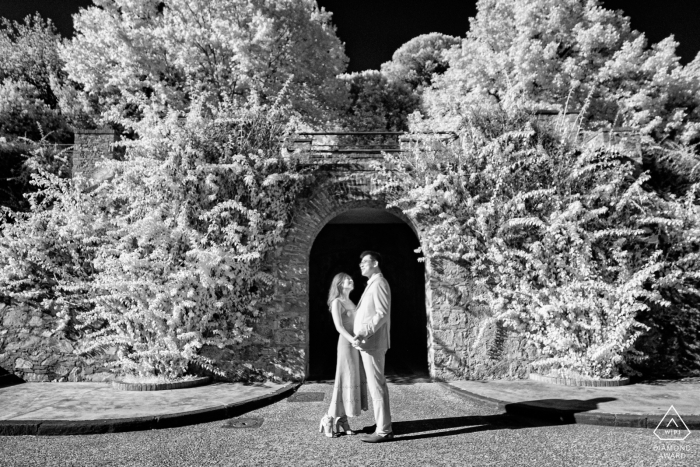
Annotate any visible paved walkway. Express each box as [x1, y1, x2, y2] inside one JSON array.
[[3, 382, 699, 467], [0, 381, 295, 435], [447, 379, 700, 415], [445, 378, 700, 429], [0, 377, 698, 435]]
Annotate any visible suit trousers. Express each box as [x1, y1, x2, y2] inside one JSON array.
[[359, 348, 392, 435]]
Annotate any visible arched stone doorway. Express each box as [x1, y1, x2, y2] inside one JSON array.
[[307, 207, 428, 380]]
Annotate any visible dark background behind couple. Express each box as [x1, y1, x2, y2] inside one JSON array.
[[308, 222, 428, 380]]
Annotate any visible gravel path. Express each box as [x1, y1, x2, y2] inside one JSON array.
[[0, 382, 697, 466]]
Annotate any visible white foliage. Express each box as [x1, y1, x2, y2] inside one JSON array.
[[372, 105, 700, 378], [0, 98, 314, 379]]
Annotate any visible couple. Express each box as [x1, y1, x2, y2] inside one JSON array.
[[319, 250, 393, 443]]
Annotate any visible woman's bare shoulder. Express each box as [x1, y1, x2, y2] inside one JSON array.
[[331, 298, 354, 311]]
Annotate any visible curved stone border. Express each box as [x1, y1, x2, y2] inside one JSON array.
[[0, 382, 301, 436], [112, 376, 211, 391], [528, 373, 630, 387]]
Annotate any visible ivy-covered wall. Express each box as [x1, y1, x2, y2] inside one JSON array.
[[0, 131, 531, 383]]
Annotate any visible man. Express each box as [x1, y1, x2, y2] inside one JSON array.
[[353, 250, 393, 442]]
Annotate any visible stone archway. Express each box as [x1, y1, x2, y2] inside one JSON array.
[[245, 171, 529, 382], [263, 175, 432, 381], [307, 207, 428, 380]]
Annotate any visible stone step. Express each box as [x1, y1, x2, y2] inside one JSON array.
[[0, 373, 24, 389]]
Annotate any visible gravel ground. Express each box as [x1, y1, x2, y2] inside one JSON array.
[[0, 382, 697, 467]]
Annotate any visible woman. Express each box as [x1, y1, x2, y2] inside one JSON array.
[[319, 272, 368, 437]]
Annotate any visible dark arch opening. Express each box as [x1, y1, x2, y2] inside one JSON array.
[[308, 208, 428, 380]]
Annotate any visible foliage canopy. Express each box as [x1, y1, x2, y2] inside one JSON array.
[[62, 0, 349, 129], [426, 0, 700, 144]]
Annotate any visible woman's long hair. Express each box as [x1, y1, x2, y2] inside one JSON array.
[[327, 272, 351, 310]]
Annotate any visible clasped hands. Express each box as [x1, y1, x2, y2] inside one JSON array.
[[351, 336, 366, 350]]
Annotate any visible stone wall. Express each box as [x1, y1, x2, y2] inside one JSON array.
[[0, 304, 115, 382], [426, 259, 534, 381], [1, 130, 535, 383], [208, 170, 533, 381]]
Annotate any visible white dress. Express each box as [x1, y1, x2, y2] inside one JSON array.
[[328, 299, 368, 417]]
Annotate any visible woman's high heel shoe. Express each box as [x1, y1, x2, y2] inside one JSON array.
[[319, 414, 335, 437], [334, 417, 356, 435]]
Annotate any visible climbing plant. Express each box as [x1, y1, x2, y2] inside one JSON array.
[[0, 98, 315, 379], [371, 106, 700, 378]]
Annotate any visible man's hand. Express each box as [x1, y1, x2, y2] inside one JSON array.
[[352, 338, 366, 350]]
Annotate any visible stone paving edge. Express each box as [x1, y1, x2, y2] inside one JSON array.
[[0, 382, 301, 436], [439, 382, 700, 430]]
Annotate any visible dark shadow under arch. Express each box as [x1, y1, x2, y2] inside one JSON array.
[[308, 208, 428, 380]]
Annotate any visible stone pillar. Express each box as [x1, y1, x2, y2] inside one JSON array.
[[71, 128, 119, 178]]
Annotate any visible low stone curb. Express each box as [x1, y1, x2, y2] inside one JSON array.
[[440, 382, 700, 430], [111, 376, 211, 391], [528, 373, 631, 387], [0, 382, 301, 436]]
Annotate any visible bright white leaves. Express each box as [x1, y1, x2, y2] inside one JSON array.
[[0, 14, 71, 140], [371, 107, 700, 378], [425, 0, 700, 143], [0, 100, 314, 379], [61, 0, 348, 128]]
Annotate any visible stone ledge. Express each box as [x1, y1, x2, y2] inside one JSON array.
[[74, 128, 118, 135], [529, 373, 631, 387], [111, 376, 211, 391]]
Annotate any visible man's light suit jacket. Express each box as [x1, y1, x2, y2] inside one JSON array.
[[353, 272, 391, 351]]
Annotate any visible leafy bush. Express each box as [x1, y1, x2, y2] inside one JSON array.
[[426, 0, 700, 144], [0, 99, 314, 379], [61, 0, 348, 130], [0, 14, 73, 142], [0, 80, 70, 141], [0, 136, 72, 212], [336, 71, 419, 131], [0, 13, 78, 213], [642, 141, 700, 198], [380, 33, 460, 93], [372, 106, 700, 378], [0, 169, 99, 328]]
